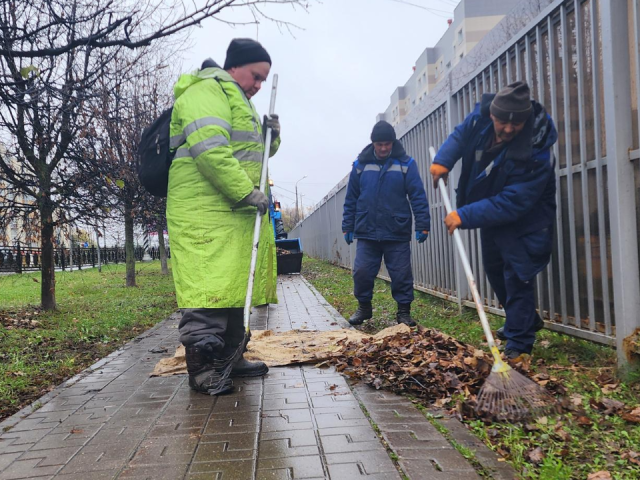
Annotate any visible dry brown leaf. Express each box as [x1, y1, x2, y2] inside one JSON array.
[[621, 451, 640, 466], [526, 446, 545, 465], [622, 408, 640, 424], [576, 416, 593, 427], [570, 394, 584, 406], [554, 427, 571, 442], [587, 471, 612, 480]]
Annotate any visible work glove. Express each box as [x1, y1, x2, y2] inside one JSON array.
[[240, 188, 269, 215], [430, 163, 449, 190], [444, 211, 462, 235], [415, 230, 429, 243], [264, 114, 280, 140], [343, 232, 354, 245]]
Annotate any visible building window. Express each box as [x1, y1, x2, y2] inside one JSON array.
[[458, 29, 463, 44], [460, 52, 464, 59]]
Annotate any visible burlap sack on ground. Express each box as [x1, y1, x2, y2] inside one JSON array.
[[151, 324, 410, 377]]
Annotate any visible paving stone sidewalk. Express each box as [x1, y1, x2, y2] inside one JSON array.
[[0, 275, 513, 480]]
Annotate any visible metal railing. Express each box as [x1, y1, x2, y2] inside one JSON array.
[[0, 244, 167, 273], [292, 0, 640, 365]]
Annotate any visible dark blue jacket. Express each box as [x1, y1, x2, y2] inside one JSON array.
[[342, 140, 430, 242], [434, 94, 558, 282]]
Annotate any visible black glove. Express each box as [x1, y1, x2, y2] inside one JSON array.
[[264, 114, 280, 140], [241, 188, 269, 215]]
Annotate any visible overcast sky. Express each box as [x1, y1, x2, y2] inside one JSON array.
[[181, 0, 455, 211]]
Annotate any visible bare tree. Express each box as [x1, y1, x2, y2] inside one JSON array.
[[0, 0, 314, 309], [91, 48, 174, 285]]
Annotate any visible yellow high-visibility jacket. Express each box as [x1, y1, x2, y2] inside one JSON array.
[[167, 67, 280, 308]]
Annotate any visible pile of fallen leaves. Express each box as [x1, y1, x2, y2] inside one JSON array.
[[0, 308, 42, 330], [330, 326, 640, 423], [330, 325, 494, 407]]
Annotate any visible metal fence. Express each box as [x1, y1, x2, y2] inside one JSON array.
[[0, 244, 167, 273], [292, 0, 640, 365]]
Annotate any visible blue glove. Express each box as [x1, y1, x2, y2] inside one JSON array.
[[344, 232, 354, 245], [416, 231, 429, 243]]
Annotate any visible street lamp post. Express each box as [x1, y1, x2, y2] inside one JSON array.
[[295, 175, 307, 223]]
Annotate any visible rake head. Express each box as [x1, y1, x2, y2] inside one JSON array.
[[475, 368, 558, 422]]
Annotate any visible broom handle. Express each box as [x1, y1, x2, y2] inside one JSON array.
[[430, 147, 503, 366], [243, 74, 278, 332]]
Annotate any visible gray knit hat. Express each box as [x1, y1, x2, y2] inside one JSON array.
[[490, 81, 533, 123]]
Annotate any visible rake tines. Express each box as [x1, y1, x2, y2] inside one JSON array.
[[475, 368, 557, 422]]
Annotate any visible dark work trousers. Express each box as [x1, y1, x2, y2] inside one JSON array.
[[481, 231, 540, 354], [178, 308, 245, 353], [353, 239, 414, 305]]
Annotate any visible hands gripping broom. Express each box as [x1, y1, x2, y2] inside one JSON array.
[[430, 146, 555, 422]]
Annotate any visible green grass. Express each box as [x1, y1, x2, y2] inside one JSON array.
[[303, 256, 640, 480], [0, 261, 177, 420]]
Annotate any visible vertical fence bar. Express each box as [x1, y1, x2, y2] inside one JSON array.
[[601, 0, 640, 366], [526, 35, 534, 92], [548, 14, 569, 325], [428, 115, 443, 292], [574, 0, 596, 331], [592, 0, 611, 336], [537, 22, 556, 323], [560, 4, 582, 327], [635, 0, 640, 144]]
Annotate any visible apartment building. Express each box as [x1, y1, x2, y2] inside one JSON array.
[[380, 0, 515, 126]]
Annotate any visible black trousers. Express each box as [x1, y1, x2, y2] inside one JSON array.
[[353, 239, 414, 304], [481, 231, 541, 354], [178, 308, 245, 352]]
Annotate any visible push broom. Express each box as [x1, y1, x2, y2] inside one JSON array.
[[430, 146, 555, 422], [240, 74, 279, 356], [204, 75, 279, 393]]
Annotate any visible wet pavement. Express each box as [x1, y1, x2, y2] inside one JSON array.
[[0, 275, 513, 479]]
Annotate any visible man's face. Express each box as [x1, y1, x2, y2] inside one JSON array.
[[373, 141, 393, 159], [228, 62, 271, 98], [490, 114, 526, 144]]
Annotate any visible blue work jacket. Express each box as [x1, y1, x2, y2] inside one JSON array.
[[434, 94, 558, 281], [342, 140, 430, 243]]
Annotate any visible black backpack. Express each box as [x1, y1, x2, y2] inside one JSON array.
[[138, 59, 228, 197], [137, 107, 175, 198]]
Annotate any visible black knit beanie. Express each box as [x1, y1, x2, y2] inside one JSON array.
[[371, 121, 397, 143], [490, 81, 533, 123], [223, 38, 272, 70]]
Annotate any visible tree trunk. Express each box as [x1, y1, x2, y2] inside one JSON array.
[[124, 202, 136, 287], [156, 222, 169, 275], [40, 203, 56, 310]]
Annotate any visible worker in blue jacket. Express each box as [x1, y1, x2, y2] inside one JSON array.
[[431, 82, 558, 362], [342, 121, 430, 327]]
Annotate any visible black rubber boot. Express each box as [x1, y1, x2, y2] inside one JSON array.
[[396, 303, 416, 327], [185, 345, 234, 396], [496, 317, 545, 341], [223, 329, 269, 378], [231, 356, 269, 377], [349, 301, 373, 325]]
